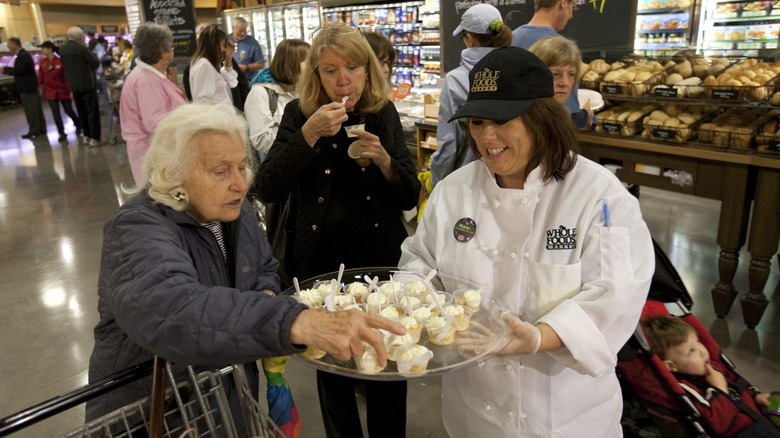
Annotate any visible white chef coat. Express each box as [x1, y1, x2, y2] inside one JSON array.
[[189, 57, 238, 106], [400, 156, 654, 437]]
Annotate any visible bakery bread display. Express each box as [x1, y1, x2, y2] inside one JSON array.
[[698, 108, 779, 149], [756, 116, 780, 154], [641, 104, 716, 143]]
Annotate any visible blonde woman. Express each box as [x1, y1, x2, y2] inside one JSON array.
[[255, 23, 420, 438]]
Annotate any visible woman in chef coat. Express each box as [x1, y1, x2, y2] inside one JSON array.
[[399, 46, 655, 438]]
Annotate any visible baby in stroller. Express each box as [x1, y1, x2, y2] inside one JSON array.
[[643, 314, 779, 437]]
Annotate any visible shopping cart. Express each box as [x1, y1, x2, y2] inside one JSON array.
[[106, 79, 123, 145], [0, 359, 285, 438]]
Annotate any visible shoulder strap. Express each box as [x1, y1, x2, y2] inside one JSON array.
[[265, 85, 279, 116]]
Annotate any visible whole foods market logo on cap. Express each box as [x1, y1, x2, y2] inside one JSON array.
[[471, 68, 499, 93]]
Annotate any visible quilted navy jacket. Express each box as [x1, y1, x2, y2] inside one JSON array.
[[86, 192, 307, 421]]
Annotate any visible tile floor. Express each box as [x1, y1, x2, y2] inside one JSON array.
[[0, 101, 777, 437]]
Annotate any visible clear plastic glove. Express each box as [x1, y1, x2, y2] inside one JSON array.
[[455, 312, 542, 356]]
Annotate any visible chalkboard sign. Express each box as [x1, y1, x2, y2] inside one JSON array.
[[441, 0, 638, 73], [141, 0, 197, 57]]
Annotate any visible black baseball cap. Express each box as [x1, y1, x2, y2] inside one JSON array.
[[449, 46, 554, 123], [38, 41, 57, 50]]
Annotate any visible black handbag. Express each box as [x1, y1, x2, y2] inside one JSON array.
[[265, 193, 295, 291]]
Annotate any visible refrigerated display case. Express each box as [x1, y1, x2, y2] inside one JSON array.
[[224, 1, 321, 62], [635, 0, 698, 55], [696, 0, 780, 56], [321, 0, 441, 90]]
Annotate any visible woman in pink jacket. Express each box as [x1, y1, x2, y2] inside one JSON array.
[[38, 41, 80, 142], [119, 22, 186, 183]]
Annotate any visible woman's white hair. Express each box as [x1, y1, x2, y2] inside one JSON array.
[[124, 103, 255, 211]]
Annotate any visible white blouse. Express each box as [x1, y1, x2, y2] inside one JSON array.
[[189, 57, 238, 106], [244, 82, 297, 155]]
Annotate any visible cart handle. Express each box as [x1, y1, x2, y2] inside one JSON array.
[[0, 359, 154, 437]]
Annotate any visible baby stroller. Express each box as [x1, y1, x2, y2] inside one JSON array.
[[617, 240, 778, 438]]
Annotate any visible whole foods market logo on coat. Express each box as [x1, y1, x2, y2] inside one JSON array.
[[546, 225, 577, 250], [471, 68, 499, 93]]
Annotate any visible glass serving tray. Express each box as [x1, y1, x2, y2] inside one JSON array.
[[283, 267, 511, 381]]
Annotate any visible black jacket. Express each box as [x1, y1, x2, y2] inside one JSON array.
[[59, 40, 99, 92], [5, 48, 38, 93], [256, 99, 420, 273]]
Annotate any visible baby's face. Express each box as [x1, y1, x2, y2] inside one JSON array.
[[664, 332, 710, 376]]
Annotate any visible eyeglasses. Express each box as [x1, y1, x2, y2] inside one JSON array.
[[379, 58, 392, 68], [311, 24, 360, 40], [569, 0, 580, 11]]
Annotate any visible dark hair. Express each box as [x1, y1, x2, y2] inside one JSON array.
[[363, 32, 396, 66], [467, 97, 578, 183], [269, 39, 310, 86], [535, 0, 560, 11], [8, 37, 22, 47], [466, 24, 513, 48], [643, 314, 695, 360], [192, 25, 228, 71]]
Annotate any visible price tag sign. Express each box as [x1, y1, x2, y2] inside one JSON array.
[[654, 87, 678, 98], [601, 84, 624, 95], [712, 89, 740, 100], [652, 128, 677, 140], [603, 122, 622, 134]]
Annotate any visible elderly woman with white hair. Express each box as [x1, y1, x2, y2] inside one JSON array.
[[119, 22, 187, 183], [86, 103, 405, 430]]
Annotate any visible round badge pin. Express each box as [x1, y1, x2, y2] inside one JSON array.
[[453, 218, 476, 242]]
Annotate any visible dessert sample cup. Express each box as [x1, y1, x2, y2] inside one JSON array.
[[348, 141, 371, 167]]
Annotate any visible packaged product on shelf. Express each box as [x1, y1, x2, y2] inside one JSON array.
[[746, 24, 770, 39], [741, 1, 771, 17], [725, 25, 747, 40], [715, 2, 741, 17], [662, 13, 689, 30]]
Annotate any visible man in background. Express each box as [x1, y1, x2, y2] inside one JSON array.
[[513, 0, 589, 128], [512, 0, 577, 49], [3, 37, 45, 139], [228, 16, 265, 82], [60, 26, 102, 146]]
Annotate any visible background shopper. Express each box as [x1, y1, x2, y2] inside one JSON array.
[[119, 22, 187, 183], [37, 41, 80, 142], [430, 3, 512, 187], [229, 16, 266, 82], [512, 0, 590, 127], [189, 25, 238, 106], [60, 26, 102, 146], [3, 37, 46, 139], [529, 35, 593, 127], [245, 38, 310, 159]]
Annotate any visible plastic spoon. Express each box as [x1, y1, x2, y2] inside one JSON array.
[[398, 349, 434, 374], [336, 263, 345, 285], [363, 275, 379, 294], [341, 96, 349, 104], [439, 315, 456, 342], [422, 269, 446, 315], [293, 277, 301, 295], [325, 279, 338, 311]]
